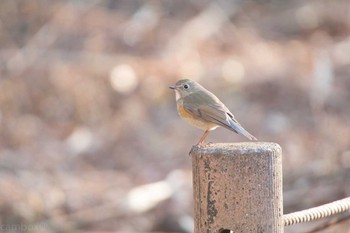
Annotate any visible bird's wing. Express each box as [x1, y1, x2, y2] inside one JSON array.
[[183, 93, 257, 140], [182, 93, 235, 131]]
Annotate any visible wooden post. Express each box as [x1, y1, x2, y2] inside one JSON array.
[[190, 142, 283, 233]]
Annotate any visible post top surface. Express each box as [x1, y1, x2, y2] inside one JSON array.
[[190, 142, 282, 155]]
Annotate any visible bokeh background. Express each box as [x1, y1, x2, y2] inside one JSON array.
[[0, 0, 350, 232]]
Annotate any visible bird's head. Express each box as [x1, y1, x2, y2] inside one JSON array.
[[169, 79, 199, 99]]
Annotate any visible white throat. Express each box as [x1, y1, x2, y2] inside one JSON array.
[[175, 90, 181, 101]]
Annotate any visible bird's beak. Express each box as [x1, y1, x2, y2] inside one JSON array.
[[169, 86, 176, 90]]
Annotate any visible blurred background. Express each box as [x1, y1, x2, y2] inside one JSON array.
[[0, 0, 350, 232]]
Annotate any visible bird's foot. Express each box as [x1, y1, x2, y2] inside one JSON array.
[[189, 147, 195, 156]]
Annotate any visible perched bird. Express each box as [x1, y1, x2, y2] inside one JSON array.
[[169, 79, 257, 145]]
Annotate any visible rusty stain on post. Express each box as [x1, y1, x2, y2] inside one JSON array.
[[190, 142, 283, 233]]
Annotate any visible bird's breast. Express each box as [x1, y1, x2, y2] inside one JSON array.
[[176, 102, 218, 131]]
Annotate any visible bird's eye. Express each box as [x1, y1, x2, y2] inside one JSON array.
[[183, 84, 189, 89]]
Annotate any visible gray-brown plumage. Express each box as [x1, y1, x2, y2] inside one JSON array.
[[170, 79, 257, 145]]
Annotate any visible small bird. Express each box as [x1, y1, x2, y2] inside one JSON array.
[[170, 79, 257, 145]]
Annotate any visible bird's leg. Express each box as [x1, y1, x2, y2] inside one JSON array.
[[196, 130, 210, 146]]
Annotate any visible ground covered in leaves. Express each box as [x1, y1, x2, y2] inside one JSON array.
[[0, 0, 350, 232]]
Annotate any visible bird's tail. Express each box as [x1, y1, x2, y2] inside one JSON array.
[[227, 114, 257, 141]]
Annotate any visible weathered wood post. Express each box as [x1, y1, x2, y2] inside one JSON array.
[[190, 142, 283, 233]]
